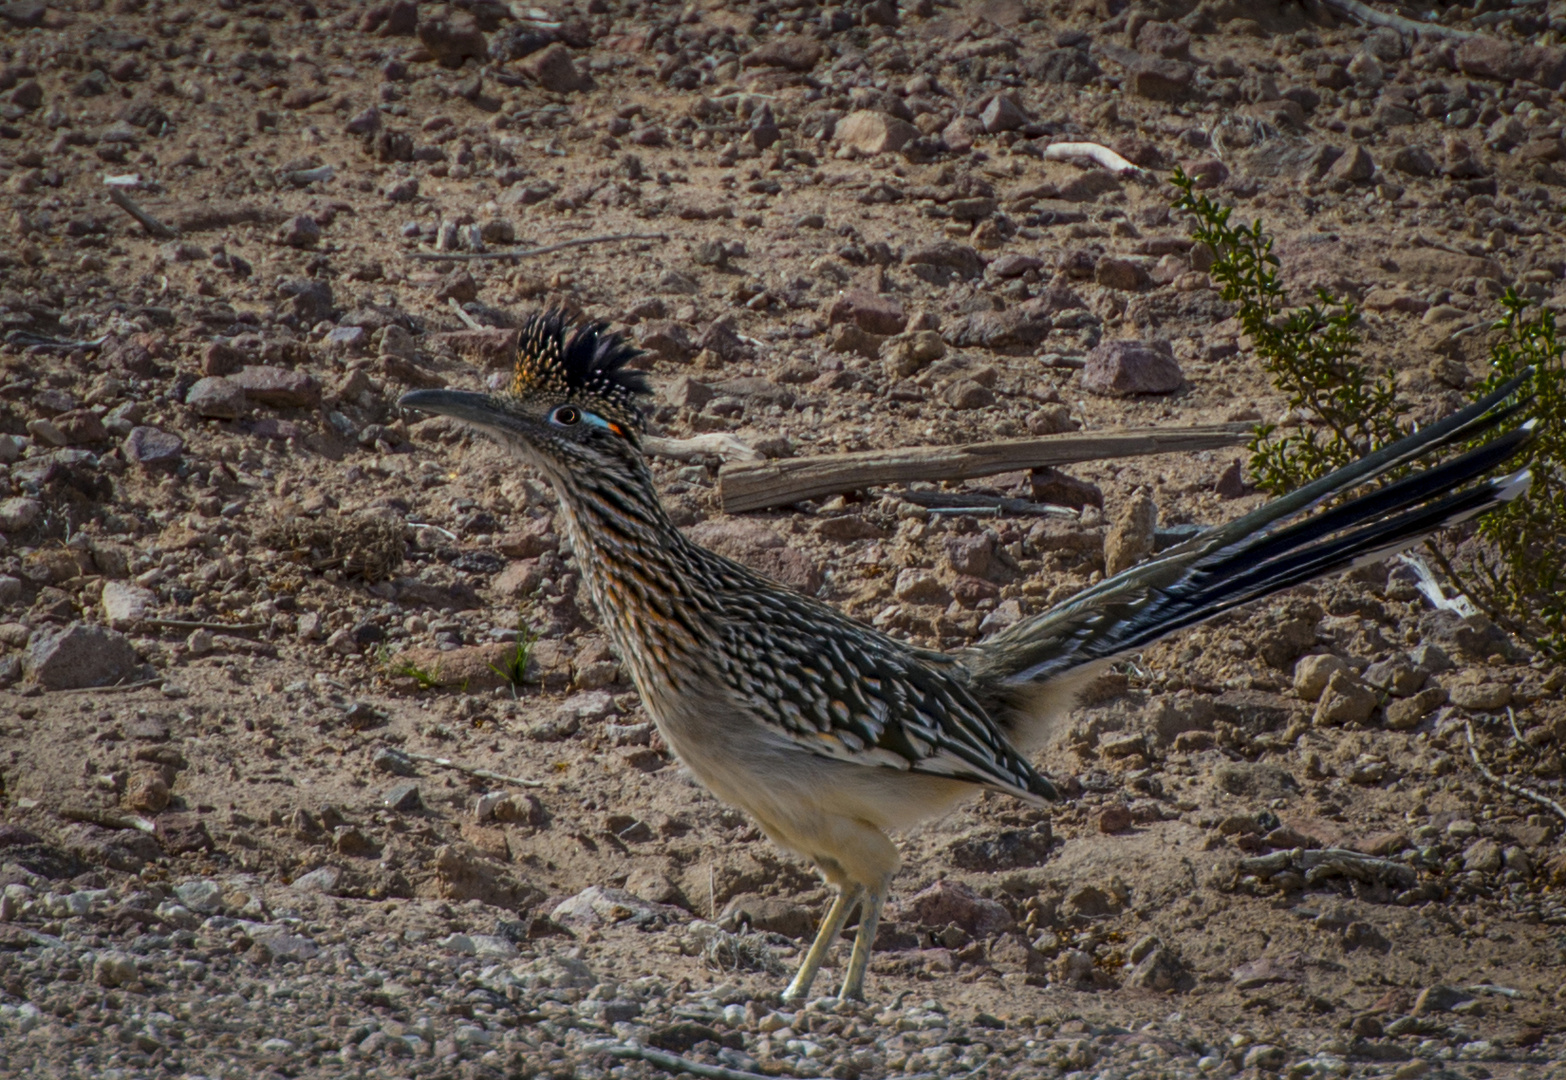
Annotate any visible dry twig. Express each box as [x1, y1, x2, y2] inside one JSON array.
[[719, 424, 1251, 513], [106, 187, 178, 239], [447, 297, 486, 331], [144, 619, 268, 634], [596, 1042, 824, 1080], [895, 489, 1077, 518], [396, 749, 548, 789], [60, 805, 157, 833], [58, 678, 166, 696], [1464, 718, 1566, 826], [1320, 0, 1475, 39], [407, 232, 669, 262]]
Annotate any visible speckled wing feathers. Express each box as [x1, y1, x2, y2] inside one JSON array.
[[696, 557, 1055, 803]]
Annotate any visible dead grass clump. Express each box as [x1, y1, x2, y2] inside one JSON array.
[[259, 514, 405, 582]]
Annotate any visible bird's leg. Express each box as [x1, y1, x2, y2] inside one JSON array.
[[838, 882, 885, 1002], [782, 884, 863, 1004]]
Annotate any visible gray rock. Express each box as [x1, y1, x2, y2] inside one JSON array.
[[383, 782, 422, 811], [26, 624, 139, 690], [1081, 340, 1184, 396], [1328, 144, 1375, 183], [123, 426, 183, 467], [173, 879, 223, 914], [292, 865, 344, 894], [101, 581, 154, 628], [185, 376, 248, 420], [280, 214, 321, 248], [372, 747, 417, 777], [0, 496, 42, 532]]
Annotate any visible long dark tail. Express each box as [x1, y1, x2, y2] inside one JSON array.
[[965, 374, 1535, 690]]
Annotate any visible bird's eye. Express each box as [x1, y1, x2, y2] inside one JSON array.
[[550, 405, 580, 427]]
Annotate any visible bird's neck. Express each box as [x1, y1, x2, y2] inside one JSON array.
[[543, 454, 712, 678]]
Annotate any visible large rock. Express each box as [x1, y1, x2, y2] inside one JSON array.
[[827, 288, 906, 336], [834, 110, 920, 155], [944, 304, 1053, 350], [418, 11, 488, 68], [230, 365, 321, 408], [1312, 670, 1379, 727], [742, 36, 821, 72], [122, 426, 183, 467], [26, 624, 139, 690], [520, 43, 589, 93], [185, 376, 248, 419], [903, 240, 984, 282], [1081, 340, 1184, 396], [101, 582, 155, 629], [1105, 488, 1156, 576], [898, 879, 1014, 935]]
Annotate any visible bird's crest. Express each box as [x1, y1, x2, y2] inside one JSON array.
[[508, 310, 650, 430]]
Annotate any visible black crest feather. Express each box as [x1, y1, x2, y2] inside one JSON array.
[[509, 309, 650, 428]]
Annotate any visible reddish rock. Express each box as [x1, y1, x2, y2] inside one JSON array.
[[521, 43, 590, 93], [1094, 256, 1150, 291], [741, 36, 821, 72], [429, 328, 520, 369], [1082, 340, 1184, 396], [899, 880, 1014, 935], [989, 253, 1043, 279], [1099, 804, 1134, 833], [1129, 58, 1193, 100], [1184, 157, 1229, 189], [941, 115, 984, 153], [1328, 144, 1375, 183], [434, 269, 478, 303], [835, 110, 920, 155], [418, 11, 488, 68], [230, 365, 322, 408], [827, 288, 907, 336], [1135, 21, 1191, 60], [637, 321, 695, 362], [52, 410, 108, 444], [980, 94, 1027, 133], [202, 341, 244, 376]]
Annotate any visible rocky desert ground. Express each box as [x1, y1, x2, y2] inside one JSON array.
[[1, 0, 1566, 1078]]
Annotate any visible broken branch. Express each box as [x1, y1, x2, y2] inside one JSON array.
[[407, 232, 669, 262], [1465, 719, 1566, 826], [644, 433, 764, 464], [718, 424, 1251, 514], [1041, 141, 1146, 176], [447, 297, 486, 331], [395, 748, 548, 789], [1319, 0, 1475, 39], [895, 488, 1077, 518], [106, 187, 178, 239]]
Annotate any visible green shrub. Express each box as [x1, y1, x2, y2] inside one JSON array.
[[1170, 169, 1565, 664], [1170, 167, 1408, 493]]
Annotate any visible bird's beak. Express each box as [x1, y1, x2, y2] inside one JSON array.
[[398, 389, 506, 426]]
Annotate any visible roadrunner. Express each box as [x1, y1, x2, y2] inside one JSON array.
[[402, 311, 1534, 1002]]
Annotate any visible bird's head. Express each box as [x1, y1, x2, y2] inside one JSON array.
[[399, 310, 651, 483]]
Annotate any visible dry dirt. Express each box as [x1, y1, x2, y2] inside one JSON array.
[[2, 0, 1566, 1078]]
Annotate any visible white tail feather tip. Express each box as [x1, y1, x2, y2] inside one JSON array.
[[1495, 469, 1533, 502]]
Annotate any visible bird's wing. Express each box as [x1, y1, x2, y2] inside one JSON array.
[[701, 576, 1057, 803]]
